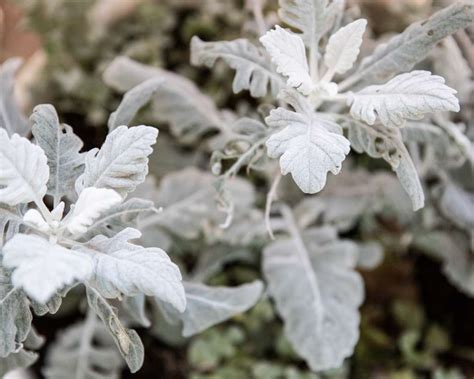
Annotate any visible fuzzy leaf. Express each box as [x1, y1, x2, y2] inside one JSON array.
[[31, 104, 85, 201], [350, 71, 459, 127], [84, 228, 185, 312], [344, 1, 473, 87], [77, 125, 157, 196], [0, 206, 22, 247], [2, 234, 94, 304], [440, 184, 474, 231], [191, 37, 283, 97], [0, 129, 49, 206], [104, 56, 225, 143], [0, 58, 28, 137], [0, 267, 32, 358], [260, 26, 312, 95], [156, 281, 264, 337], [346, 118, 424, 210], [65, 187, 122, 235], [266, 107, 350, 193], [263, 227, 363, 371], [324, 19, 367, 75]]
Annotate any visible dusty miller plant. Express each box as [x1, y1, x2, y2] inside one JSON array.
[[1, 0, 473, 377]]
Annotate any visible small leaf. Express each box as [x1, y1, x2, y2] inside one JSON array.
[[84, 228, 185, 312], [350, 71, 459, 127], [324, 19, 367, 75], [31, 104, 85, 201], [260, 26, 313, 95], [440, 184, 474, 231], [65, 187, 123, 235], [265, 107, 350, 193], [86, 287, 144, 373], [191, 37, 283, 97], [77, 125, 158, 196], [0, 129, 50, 206], [2, 234, 94, 304]]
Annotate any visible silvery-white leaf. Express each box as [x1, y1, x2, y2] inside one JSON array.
[[356, 241, 384, 270], [43, 319, 123, 379], [77, 125, 157, 196], [122, 295, 151, 328], [2, 234, 94, 304], [0, 267, 32, 358], [79, 197, 154, 240], [346, 118, 424, 210], [108, 77, 164, 132], [260, 26, 313, 95], [0, 58, 28, 137], [65, 187, 122, 235], [324, 19, 367, 76], [23, 209, 50, 233], [84, 228, 185, 312], [30, 288, 67, 317], [265, 107, 350, 193], [86, 287, 144, 373], [263, 226, 363, 371], [140, 168, 255, 239], [156, 281, 264, 338], [414, 232, 474, 297], [433, 37, 472, 102], [440, 184, 474, 231], [191, 37, 283, 98], [342, 1, 473, 88], [278, 0, 337, 48], [31, 104, 85, 202], [350, 71, 459, 127], [0, 349, 38, 377], [103, 56, 225, 143], [0, 206, 22, 247], [0, 129, 49, 206]]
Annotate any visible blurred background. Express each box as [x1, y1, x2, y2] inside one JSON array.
[[1, 0, 473, 378]]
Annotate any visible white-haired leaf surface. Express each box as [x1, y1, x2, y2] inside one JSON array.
[[0, 267, 32, 358], [440, 184, 474, 231], [103, 56, 225, 143], [84, 228, 185, 312], [2, 234, 94, 304], [0, 129, 49, 206], [260, 26, 313, 95], [191, 37, 283, 98], [77, 125, 157, 196], [263, 227, 363, 371], [31, 104, 85, 201], [0, 349, 38, 377], [265, 107, 350, 193], [350, 71, 459, 127], [65, 187, 122, 235], [342, 0, 473, 87], [345, 118, 424, 210], [324, 19, 367, 76], [156, 280, 264, 337], [86, 288, 144, 373], [0, 58, 28, 137]]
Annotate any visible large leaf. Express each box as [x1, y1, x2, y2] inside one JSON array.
[[84, 228, 185, 312], [156, 280, 264, 337], [43, 318, 123, 379], [31, 104, 85, 201], [350, 71, 459, 127], [265, 106, 350, 193], [263, 224, 363, 371], [260, 26, 313, 95], [323, 19, 367, 76], [0, 58, 28, 137], [2, 234, 94, 303], [341, 0, 473, 88], [86, 287, 144, 373], [191, 37, 283, 97], [0, 129, 49, 206], [103, 56, 225, 143], [0, 267, 32, 357], [77, 125, 157, 196], [345, 118, 424, 210], [65, 187, 122, 235]]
